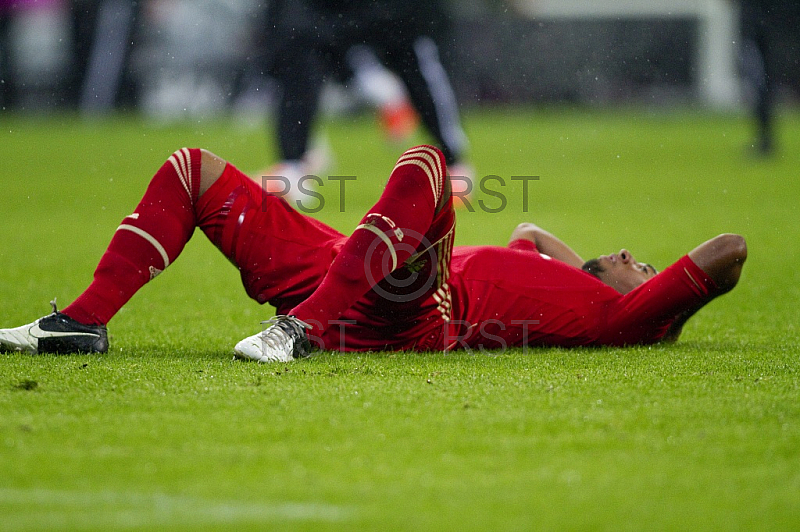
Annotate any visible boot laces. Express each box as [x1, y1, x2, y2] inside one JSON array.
[[259, 316, 311, 355]]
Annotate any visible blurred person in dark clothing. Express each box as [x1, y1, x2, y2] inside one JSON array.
[[67, 0, 140, 113], [0, 1, 12, 109], [739, 0, 800, 155], [260, 0, 471, 200]]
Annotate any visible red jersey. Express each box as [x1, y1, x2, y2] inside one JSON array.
[[447, 239, 717, 349]]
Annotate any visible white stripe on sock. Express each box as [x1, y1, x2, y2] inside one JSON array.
[[168, 149, 192, 200], [181, 148, 193, 198], [407, 146, 444, 183], [393, 159, 440, 206], [355, 223, 398, 272], [117, 224, 170, 270]]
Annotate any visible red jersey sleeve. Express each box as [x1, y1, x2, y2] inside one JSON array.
[[597, 255, 718, 345]]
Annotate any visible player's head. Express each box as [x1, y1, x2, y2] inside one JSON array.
[[582, 249, 657, 294]]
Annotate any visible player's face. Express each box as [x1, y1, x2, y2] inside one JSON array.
[[592, 249, 657, 294]]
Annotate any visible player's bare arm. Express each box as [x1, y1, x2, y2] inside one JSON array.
[[509, 223, 585, 268], [661, 233, 747, 343], [687, 233, 747, 294]]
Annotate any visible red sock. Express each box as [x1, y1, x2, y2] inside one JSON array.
[[62, 148, 201, 325], [290, 145, 446, 333]]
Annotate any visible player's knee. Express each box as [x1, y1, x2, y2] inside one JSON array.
[[199, 149, 227, 196]]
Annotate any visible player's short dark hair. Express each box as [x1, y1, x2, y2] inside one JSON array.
[[582, 258, 605, 279]]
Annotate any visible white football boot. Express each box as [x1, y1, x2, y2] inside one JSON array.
[[234, 315, 312, 363]]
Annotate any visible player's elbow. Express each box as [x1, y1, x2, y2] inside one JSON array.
[[715, 233, 747, 292], [718, 233, 748, 264], [511, 223, 541, 242], [515, 222, 539, 233]]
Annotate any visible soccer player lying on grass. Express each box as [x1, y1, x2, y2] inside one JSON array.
[[0, 146, 746, 360]]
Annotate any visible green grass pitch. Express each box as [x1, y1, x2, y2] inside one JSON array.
[[1, 107, 799, 530]]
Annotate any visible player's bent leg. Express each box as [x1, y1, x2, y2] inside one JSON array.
[[289, 145, 445, 325], [238, 145, 449, 358], [62, 148, 202, 328], [2, 148, 208, 356], [0, 300, 108, 355]]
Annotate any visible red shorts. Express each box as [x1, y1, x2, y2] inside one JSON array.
[[196, 162, 344, 311]]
